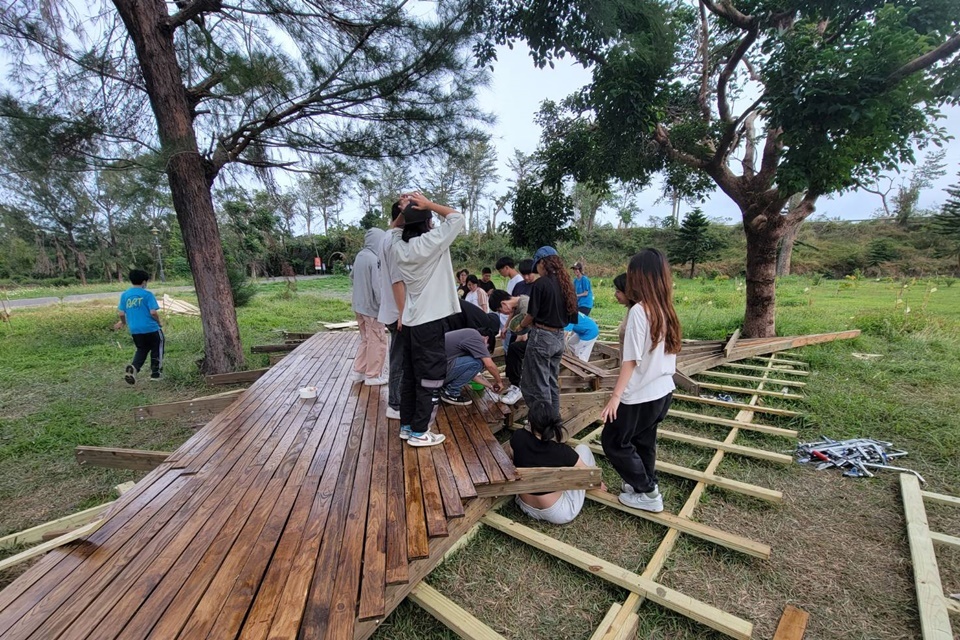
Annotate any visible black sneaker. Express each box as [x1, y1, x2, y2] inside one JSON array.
[[150, 372, 162, 381], [124, 365, 136, 385], [440, 391, 471, 406]]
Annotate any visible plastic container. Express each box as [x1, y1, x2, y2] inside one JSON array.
[[469, 381, 485, 392], [299, 386, 318, 399]]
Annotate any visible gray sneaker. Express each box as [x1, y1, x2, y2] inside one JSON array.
[[622, 482, 659, 495], [619, 489, 664, 513]]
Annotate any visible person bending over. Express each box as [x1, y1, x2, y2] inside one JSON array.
[[488, 289, 529, 406], [441, 328, 504, 405]]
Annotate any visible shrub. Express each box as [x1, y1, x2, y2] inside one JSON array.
[[227, 264, 258, 307]]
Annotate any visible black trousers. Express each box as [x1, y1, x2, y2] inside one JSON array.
[[505, 337, 527, 387], [131, 330, 164, 375], [600, 392, 672, 494], [398, 318, 447, 433]]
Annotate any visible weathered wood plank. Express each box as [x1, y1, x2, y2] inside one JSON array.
[[204, 367, 270, 385], [434, 408, 477, 499], [772, 605, 809, 640], [474, 466, 601, 498], [0, 503, 114, 551], [74, 446, 170, 471], [358, 388, 390, 621], [134, 390, 243, 421], [384, 422, 410, 586], [403, 440, 430, 560]]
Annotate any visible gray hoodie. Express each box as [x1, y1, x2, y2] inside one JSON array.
[[351, 228, 385, 317]]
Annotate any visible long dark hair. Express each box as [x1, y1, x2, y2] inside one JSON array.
[[527, 400, 564, 443], [538, 255, 578, 316], [626, 248, 681, 354], [613, 273, 631, 304]]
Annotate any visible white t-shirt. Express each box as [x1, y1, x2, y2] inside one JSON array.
[[377, 230, 402, 325], [506, 273, 524, 295], [393, 212, 465, 326], [620, 304, 676, 404]]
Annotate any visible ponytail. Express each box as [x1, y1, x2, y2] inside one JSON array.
[[527, 401, 564, 443]]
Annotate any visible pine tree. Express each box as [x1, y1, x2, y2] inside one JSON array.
[[672, 209, 721, 278], [933, 175, 960, 269]]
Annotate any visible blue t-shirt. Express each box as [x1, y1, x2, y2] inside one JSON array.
[[119, 287, 161, 334], [565, 312, 599, 340], [574, 275, 593, 309]]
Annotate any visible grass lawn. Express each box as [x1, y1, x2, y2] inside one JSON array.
[[1, 273, 958, 638]]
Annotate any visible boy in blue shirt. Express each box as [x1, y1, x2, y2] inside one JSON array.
[[565, 311, 599, 362], [572, 262, 594, 315], [114, 269, 164, 384]]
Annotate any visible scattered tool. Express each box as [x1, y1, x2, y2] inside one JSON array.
[[796, 437, 923, 482]]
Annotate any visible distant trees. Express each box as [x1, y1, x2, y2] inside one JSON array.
[[862, 150, 948, 225], [671, 209, 724, 278], [934, 175, 960, 268], [508, 182, 575, 250]]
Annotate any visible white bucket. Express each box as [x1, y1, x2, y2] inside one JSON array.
[[299, 386, 318, 399]]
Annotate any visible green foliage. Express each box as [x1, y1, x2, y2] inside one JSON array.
[[932, 174, 960, 267], [866, 238, 900, 267], [507, 180, 577, 250], [227, 263, 258, 308], [670, 208, 724, 277]]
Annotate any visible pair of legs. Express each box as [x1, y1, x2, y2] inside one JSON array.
[[600, 392, 673, 493], [520, 327, 564, 415], [567, 334, 597, 362], [515, 444, 596, 524], [398, 317, 446, 438], [444, 356, 483, 399], [386, 322, 403, 413], [353, 313, 387, 378], [129, 329, 164, 378]]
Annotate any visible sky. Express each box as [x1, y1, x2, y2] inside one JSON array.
[[475, 44, 960, 227]]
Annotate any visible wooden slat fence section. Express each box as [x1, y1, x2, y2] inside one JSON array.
[[0, 331, 519, 640]]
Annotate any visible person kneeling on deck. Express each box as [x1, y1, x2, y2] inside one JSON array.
[[441, 327, 504, 406], [392, 193, 464, 447], [565, 311, 599, 362], [510, 401, 604, 524]]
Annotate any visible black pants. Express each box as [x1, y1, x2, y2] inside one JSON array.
[[600, 392, 672, 493], [578, 306, 592, 316], [399, 318, 447, 433], [505, 337, 527, 387], [131, 330, 164, 375]]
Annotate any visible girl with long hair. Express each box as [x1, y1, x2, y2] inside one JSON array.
[[600, 249, 681, 513], [517, 247, 578, 414], [510, 401, 603, 524]]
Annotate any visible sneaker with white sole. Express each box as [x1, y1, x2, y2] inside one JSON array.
[[399, 424, 412, 440], [364, 376, 389, 386], [618, 489, 664, 513], [406, 430, 445, 447], [124, 364, 136, 385], [622, 482, 658, 495], [440, 391, 471, 406], [386, 407, 401, 420], [498, 386, 523, 405]]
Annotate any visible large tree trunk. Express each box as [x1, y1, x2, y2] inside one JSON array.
[[776, 222, 799, 276], [113, 0, 244, 373], [743, 224, 781, 338]]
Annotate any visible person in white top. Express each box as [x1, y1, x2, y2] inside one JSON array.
[[391, 193, 464, 447], [377, 202, 406, 420], [599, 248, 681, 513], [463, 275, 489, 312], [496, 256, 524, 295]]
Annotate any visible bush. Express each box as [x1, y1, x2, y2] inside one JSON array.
[[227, 264, 258, 307]]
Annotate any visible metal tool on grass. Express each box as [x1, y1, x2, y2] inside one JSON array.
[[795, 437, 919, 481]]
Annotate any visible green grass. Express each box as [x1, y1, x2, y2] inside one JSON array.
[[1, 274, 958, 638]]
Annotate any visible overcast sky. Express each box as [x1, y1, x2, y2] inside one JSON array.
[[476, 44, 960, 227]]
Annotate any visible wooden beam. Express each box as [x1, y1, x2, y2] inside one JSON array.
[[134, 390, 243, 421], [696, 381, 804, 400], [723, 328, 741, 359], [658, 429, 793, 464], [721, 362, 809, 376], [901, 473, 954, 639], [0, 503, 113, 550], [0, 519, 105, 572], [204, 367, 269, 385], [481, 513, 753, 640], [672, 393, 800, 417], [585, 491, 771, 559], [409, 583, 507, 640], [772, 605, 809, 640], [474, 466, 601, 498], [250, 343, 298, 353], [930, 531, 960, 550], [921, 491, 960, 508], [673, 372, 701, 395], [668, 409, 799, 438], [946, 599, 960, 616], [75, 446, 171, 471], [697, 370, 807, 388]]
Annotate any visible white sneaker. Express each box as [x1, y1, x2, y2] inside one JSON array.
[[618, 489, 664, 513], [622, 483, 658, 495], [364, 376, 389, 386], [498, 386, 523, 405], [350, 371, 365, 382], [406, 430, 446, 447], [386, 407, 401, 420]]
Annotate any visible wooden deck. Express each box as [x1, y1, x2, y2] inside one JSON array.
[[0, 331, 517, 639]]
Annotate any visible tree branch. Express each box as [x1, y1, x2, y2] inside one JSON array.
[[699, 0, 753, 30], [785, 190, 821, 225], [741, 110, 760, 177], [698, 0, 711, 122], [711, 95, 763, 168], [653, 125, 708, 169], [886, 33, 960, 86], [756, 126, 783, 186], [717, 23, 758, 122], [166, 0, 224, 30]]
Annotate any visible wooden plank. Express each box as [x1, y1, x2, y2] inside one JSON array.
[[900, 473, 954, 640], [447, 406, 491, 486], [930, 531, 960, 549], [134, 392, 242, 421], [0, 503, 114, 550], [431, 444, 466, 519], [696, 381, 804, 400], [250, 343, 298, 353], [721, 362, 809, 376], [673, 371, 701, 395], [946, 599, 960, 616], [773, 605, 809, 640], [409, 582, 507, 640], [403, 440, 430, 559], [434, 408, 477, 499], [672, 393, 800, 417], [474, 466, 601, 498], [668, 409, 799, 438], [589, 603, 624, 640], [469, 410, 519, 481], [417, 443, 450, 539], [921, 491, 960, 508], [358, 388, 391, 621], [585, 490, 771, 559], [723, 328, 741, 359], [74, 446, 170, 471], [697, 370, 807, 387], [481, 513, 753, 640], [384, 422, 410, 585], [457, 405, 507, 485], [0, 520, 104, 573], [204, 367, 270, 385], [658, 429, 794, 464]]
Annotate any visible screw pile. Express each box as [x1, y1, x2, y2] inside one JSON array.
[[795, 437, 926, 483]]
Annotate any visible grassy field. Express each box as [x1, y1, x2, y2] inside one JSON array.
[[1, 273, 958, 638]]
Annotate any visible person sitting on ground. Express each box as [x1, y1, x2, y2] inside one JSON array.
[[496, 256, 524, 295], [565, 311, 600, 362], [510, 401, 604, 524], [351, 227, 388, 386], [114, 269, 164, 384], [488, 289, 529, 406], [456, 268, 470, 299], [512, 258, 535, 297], [478, 267, 496, 293], [464, 274, 490, 312], [441, 328, 504, 405], [572, 262, 594, 316]]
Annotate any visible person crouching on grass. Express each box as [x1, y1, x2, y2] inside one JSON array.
[[392, 193, 464, 447], [600, 249, 681, 513], [114, 269, 164, 384]]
